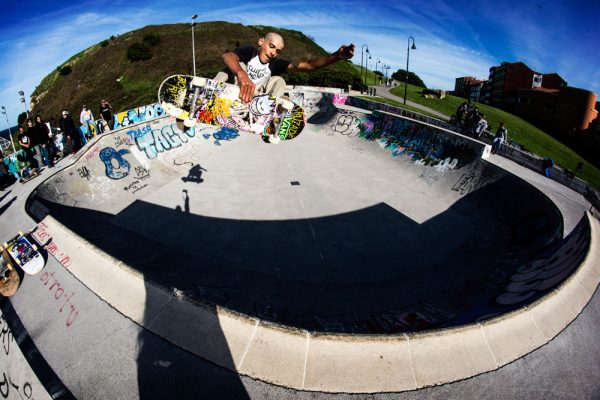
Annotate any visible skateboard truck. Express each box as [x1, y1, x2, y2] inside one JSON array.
[[184, 77, 207, 128]]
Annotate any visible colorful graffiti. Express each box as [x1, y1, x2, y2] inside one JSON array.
[[358, 112, 477, 168], [113, 103, 165, 130]]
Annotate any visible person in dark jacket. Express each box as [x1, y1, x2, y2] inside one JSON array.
[[35, 115, 56, 167], [99, 99, 114, 131], [59, 110, 81, 154]]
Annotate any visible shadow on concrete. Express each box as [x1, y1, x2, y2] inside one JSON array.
[[33, 172, 563, 336], [0, 196, 17, 218]]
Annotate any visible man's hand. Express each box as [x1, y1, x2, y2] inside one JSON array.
[[237, 71, 255, 103], [334, 43, 355, 61]]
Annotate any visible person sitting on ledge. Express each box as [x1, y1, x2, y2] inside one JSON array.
[[214, 32, 355, 102]]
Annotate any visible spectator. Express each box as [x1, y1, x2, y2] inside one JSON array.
[[26, 118, 44, 168], [542, 158, 554, 178], [455, 102, 467, 127], [491, 122, 508, 154], [80, 105, 94, 143], [99, 99, 114, 131], [3, 153, 21, 182], [17, 125, 38, 170], [35, 115, 56, 168], [59, 110, 81, 154], [472, 112, 488, 138]]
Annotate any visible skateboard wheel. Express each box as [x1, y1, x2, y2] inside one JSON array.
[[268, 135, 281, 144], [18, 231, 23, 236], [32, 244, 38, 251], [183, 119, 197, 128], [280, 99, 294, 111], [191, 77, 206, 87]]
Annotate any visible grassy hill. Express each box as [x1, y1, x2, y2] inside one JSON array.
[[30, 21, 360, 122]]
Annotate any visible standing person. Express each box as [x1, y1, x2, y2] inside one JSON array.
[[35, 115, 56, 168], [99, 99, 114, 131], [215, 32, 355, 102], [80, 105, 94, 142], [59, 110, 81, 154], [492, 122, 508, 154], [25, 118, 44, 168], [17, 125, 38, 171]]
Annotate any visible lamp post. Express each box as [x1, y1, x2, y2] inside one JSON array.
[[18, 90, 28, 118], [383, 65, 390, 86], [360, 45, 370, 91], [404, 37, 416, 105], [374, 58, 381, 85], [1, 106, 17, 154], [191, 14, 198, 76]]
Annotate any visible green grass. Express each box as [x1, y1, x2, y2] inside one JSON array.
[[385, 83, 600, 191], [352, 65, 385, 87], [357, 96, 443, 120]]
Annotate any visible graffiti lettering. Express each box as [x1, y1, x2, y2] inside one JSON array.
[[39, 271, 79, 327]]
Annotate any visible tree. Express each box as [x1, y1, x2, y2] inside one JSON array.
[[391, 69, 426, 88], [17, 112, 27, 126]]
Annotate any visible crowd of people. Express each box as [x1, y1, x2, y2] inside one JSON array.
[[0, 99, 113, 187], [452, 101, 508, 154]]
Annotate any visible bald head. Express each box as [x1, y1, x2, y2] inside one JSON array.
[[265, 32, 284, 44], [257, 32, 285, 63]]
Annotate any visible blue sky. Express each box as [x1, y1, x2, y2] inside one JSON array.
[[0, 0, 598, 126]]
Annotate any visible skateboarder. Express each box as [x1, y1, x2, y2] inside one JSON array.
[[215, 32, 355, 103]]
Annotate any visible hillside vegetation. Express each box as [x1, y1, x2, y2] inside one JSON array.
[[30, 21, 361, 121]]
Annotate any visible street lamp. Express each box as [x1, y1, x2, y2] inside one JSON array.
[[18, 90, 28, 118], [382, 64, 389, 86], [191, 14, 198, 76], [360, 44, 370, 91], [404, 37, 416, 105], [374, 58, 381, 85], [1, 106, 17, 154]]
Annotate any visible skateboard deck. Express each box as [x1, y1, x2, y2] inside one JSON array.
[[20, 169, 39, 183], [0, 251, 20, 297], [158, 75, 306, 143], [2, 232, 45, 275]]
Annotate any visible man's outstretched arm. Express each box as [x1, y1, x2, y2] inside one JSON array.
[[287, 44, 355, 72]]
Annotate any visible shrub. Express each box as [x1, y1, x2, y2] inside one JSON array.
[[127, 42, 152, 62], [100, 40, 109, 47], [142, 33, 161, 46], [58, 65, 72, 76]]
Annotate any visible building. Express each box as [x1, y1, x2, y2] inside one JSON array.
[[485, 62, 564, 110], [480, 61, 598, 134], [454, 76, 484, 102]]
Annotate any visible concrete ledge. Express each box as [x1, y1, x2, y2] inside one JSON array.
[[409, 324, 498, 387], [304, 334, 416, 392], [29, 212, 600, 393]]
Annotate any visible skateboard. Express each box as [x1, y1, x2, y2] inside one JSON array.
[[20, 168, 39, 184], [158, 75, 306, 144], [0, 250, 20, 297], [1, 231, 45, 275]]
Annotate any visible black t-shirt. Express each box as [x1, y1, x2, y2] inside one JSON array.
[[100, 104, 112, 121], [18, 131, 32, 148], [232, 45, 290, 87]]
